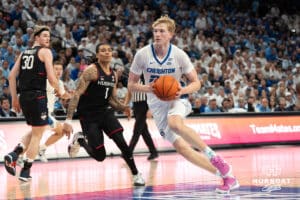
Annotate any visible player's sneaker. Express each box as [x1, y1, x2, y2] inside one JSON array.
[[17, 156, 24, 168], [4, 152, 18, 176], [68, 132, 84, 158], [216, 176, 240, 194], [19, 161, 32, 182], [38, 147, 48, 162], [210, 155, 231, 177], [133, 172, 145, 186], [147, 153, 159, 161]]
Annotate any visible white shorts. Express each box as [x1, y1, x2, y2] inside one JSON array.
[[148, 98, 192, 143]]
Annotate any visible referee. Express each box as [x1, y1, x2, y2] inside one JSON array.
[[125, 75, 158, 160]]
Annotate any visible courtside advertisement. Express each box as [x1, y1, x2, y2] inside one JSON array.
[[1, 115, 300, 161]]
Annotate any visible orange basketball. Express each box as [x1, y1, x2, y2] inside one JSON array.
[[153, 75, 180, 101]]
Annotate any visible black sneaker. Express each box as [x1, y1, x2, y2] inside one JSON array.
[[147, 153, 159, 161], [19, 162, 32, 182], [4, 152, 18, 176]]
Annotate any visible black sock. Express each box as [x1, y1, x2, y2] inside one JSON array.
[[13, 144, 24, 155]]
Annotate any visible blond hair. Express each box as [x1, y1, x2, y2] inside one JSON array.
[[33, 25, 50, 37], [152, 15, 176, 33]]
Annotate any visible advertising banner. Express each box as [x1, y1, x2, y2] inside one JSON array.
[[1, 115, 300, 161]]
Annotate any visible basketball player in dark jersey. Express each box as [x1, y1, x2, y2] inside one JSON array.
[[63, 43, 145, 186], [4, 25, 66, 182]]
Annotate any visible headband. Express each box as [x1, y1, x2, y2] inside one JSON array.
[[34, 28, 49, 37]]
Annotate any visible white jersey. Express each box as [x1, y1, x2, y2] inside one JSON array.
[[46, 79, 65, 113], [130, 43, 194, 105]]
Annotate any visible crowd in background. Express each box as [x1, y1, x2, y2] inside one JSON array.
[[0, 0, 300, 118]]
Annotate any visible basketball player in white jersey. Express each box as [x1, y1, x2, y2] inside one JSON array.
[[17, 61, 71, 165], [127, 15, 239, 193]]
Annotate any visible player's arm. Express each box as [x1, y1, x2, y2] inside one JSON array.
[[128, 72, 153, 93], [182, 69, 201, 95], [66, 65, 97, 120], [39, 48, 61, 95], [63, 65, 97, 136], [8, 54, 22, 113]]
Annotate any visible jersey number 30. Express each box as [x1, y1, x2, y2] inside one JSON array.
[[22, 55, 34, 70]]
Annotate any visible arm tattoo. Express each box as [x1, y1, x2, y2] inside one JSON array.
[[109, 95, 127, 111], [66, 65, 97, 119]]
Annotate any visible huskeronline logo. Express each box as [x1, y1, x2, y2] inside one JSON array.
[[188, 123, 221, 139]]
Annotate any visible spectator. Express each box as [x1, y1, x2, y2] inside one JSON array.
[[199, 96, 208, 113], [256, 97, 271, 112], [204, 98, 221, 113], [62, 68, 76, 94], [0, 96, 17, 117], [116, 82, 128, 104], [274, 97, 287, 112], [1, 60, 10, 79]]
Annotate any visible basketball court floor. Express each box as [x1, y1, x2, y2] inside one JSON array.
[[1, 145, 300, 200]]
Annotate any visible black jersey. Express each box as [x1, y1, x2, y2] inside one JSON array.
[[77, 63, 116, 115], [18, 46, 47, 92]]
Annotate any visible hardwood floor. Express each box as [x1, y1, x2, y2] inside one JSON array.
[[1, 145, 300, 200]]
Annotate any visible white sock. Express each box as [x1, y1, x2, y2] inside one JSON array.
[[40, 144, 47, 150], [203, 146, 216, 160]]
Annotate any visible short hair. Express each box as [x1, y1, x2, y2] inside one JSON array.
[[53, 60, 63, 66], [96, 43, 110, 54], [33, 25, 50, 37], [152, 15, 176, 33]]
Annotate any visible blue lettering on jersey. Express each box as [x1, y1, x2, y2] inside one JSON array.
[[146, 68, 175, 74]]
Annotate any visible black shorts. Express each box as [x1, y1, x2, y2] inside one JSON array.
[[79, 109, 123, 139], [19, 91, 48, 126]]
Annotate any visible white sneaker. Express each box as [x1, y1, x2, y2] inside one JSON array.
[[133, 172, 145, 186], [68, 132, 84, 158], [38, 147, 48, 162]]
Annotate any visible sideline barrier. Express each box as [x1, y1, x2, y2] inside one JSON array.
[[0, 112, 300, 162]]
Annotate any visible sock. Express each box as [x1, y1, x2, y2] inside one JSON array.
[[215, 170, 221, 177], [203, 146, 216, 160], [13, 143, 25, 155], [40, 144, 47, 150], [23, 160, 33, 169], [26, 158, 34, 163]]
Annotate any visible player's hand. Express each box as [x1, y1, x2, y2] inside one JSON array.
[[175, 85, 182, 99], [54, 89, 63, 98], [150, 78, 158, 93], [123, 106, 131, 120], [62, 121, 73, 139], [12, 98, 21, 113]]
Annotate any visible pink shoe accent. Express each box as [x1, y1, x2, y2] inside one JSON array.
[[210, 155, 231, 177], [216, 176, 240, 194]]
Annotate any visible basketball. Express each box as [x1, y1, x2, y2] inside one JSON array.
[[153, 75, 180, 101]]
